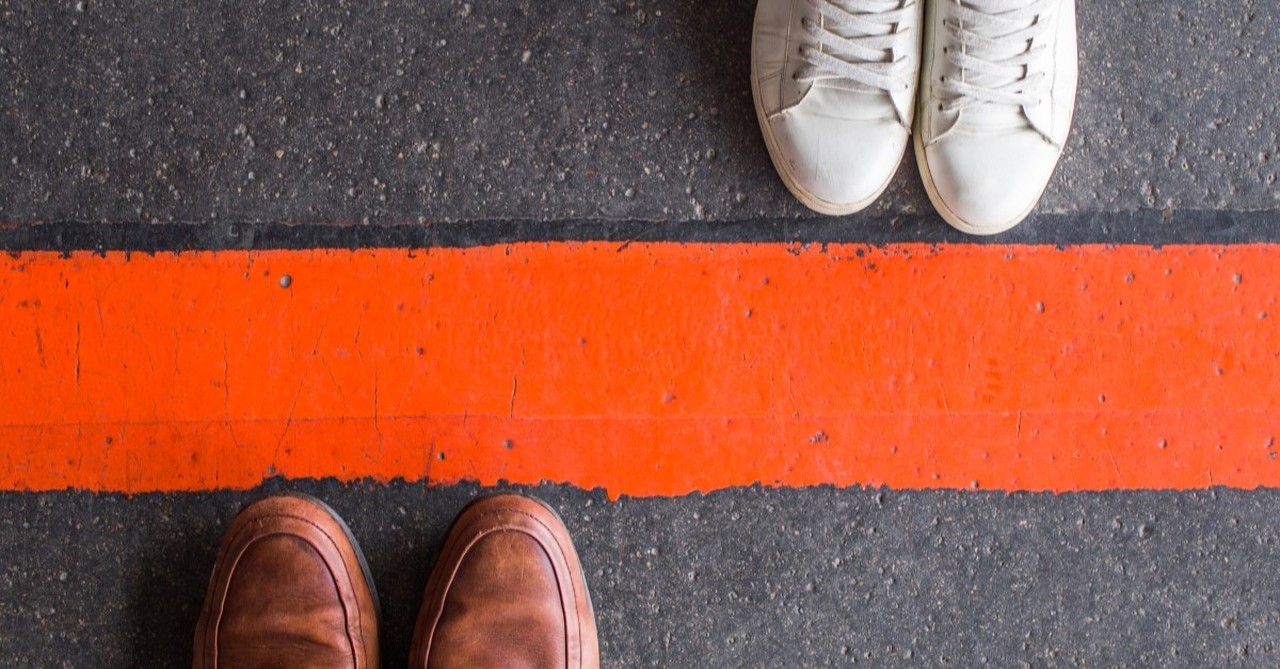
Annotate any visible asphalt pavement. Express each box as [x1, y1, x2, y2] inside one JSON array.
[[2, 0, 1280, 667]]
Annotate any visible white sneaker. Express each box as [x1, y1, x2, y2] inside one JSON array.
[[753, 0, 922, 215], [915, 0, 1078, 235]]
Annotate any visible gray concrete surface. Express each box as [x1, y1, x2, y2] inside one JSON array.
[[2, 482, 1279, 668], [1, 0, 1278, 227]]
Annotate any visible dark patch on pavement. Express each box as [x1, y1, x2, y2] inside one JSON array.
[[0, 209, 1277, 252]]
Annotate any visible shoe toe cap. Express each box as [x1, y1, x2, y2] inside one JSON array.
[[923, 131, 1062, 235], [767, 109, 908, 215]]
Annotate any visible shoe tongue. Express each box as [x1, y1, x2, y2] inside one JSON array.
[[822, 0, 901, 71], [813, 1, 907, 122], [962, 2, 1039, 110], [959, 106, 1028, 133], [808, 86, 899, 123], [826, 0, 899, 41]]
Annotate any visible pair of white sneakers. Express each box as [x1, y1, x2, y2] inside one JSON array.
[[752, 0, 1077, 235]]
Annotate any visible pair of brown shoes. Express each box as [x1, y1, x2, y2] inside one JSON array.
[[193, 493, 599, 669]]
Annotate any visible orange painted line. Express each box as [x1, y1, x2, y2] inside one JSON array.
[[1, 243, 1279, 497]]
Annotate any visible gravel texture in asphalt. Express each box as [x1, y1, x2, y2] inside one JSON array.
[[1, 0, 1277, 228], [3, 483, 1279, 668]]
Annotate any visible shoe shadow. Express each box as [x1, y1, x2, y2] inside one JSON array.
[[315, 480, 478, 669], [125, 498, 236, 669], [367, 515, 439, 669]]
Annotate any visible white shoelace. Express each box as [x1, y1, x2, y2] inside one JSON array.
[[795, 0, 917, 95], [938, 0, 1055, 112]]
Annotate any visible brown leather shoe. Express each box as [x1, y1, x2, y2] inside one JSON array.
[[409, 494, 599, 669], [193, 494, 381, 669]]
